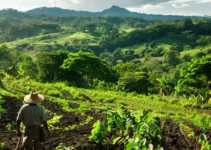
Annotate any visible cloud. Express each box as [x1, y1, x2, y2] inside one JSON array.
[[0, 0, 210, 16], [127, 4, 163, 12], [169, 0, 211, 4], [47, 0, 171, 10], [169, 0, 194, 4], [141, 4, 164, 9], [196, 0, 211, 3], [172, 3, 190, 8]]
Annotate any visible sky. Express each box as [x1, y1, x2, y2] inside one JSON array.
[[0, 0, 211, 16]]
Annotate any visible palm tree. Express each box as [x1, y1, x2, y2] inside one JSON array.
[[174, 83, 184, 98]]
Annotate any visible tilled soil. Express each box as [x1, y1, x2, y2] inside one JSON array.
[[0, 95, 210, 150], [161, 119, 197, 150], [0, 96, 116, 150]]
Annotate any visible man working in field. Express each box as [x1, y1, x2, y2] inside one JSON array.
[[16, 92, 50, 150]]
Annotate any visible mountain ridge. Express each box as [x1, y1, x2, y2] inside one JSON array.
[[25, 5, 207, 20]]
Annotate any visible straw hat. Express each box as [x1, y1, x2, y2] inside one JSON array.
[[24, 92, 44, 104]]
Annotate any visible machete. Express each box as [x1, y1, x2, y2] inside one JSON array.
[[15, 136, 22, 150]]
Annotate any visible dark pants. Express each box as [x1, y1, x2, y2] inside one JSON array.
[[23, 126, 40, 150]]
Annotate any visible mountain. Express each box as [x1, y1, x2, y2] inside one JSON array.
[[0, 8, 31, 18], [26, 5, 206, 20], [99, 5, 134, 17], [26, 7, 94, 17]]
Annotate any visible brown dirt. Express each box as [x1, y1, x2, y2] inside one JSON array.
[[0, 96, 117, 150], [161, 119, 197, 150], [0, 96, 210, 150]]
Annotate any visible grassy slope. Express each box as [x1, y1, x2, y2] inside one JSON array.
[[5, 30, 99, 52]]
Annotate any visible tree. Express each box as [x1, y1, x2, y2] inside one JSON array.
[[156, 74, 173, 96], [85, 23, 96, 33], [99, 52, 115, 65], [164, 50, 180, 67], [18, 54, 37, 78], [64, 42, 70, 50], [118, 72, 149, 94], [36, 51, 69, 82], [181, 18, 194, 30], [113, 48, 123, 63], [180, 55, 211, 87], [170, 43, 182, 51], [0, 45, 12, 71], [61, 51, 118, 87], [114, 62, 142, 76], [7, 50, 23, 76], [179, 55, 211, 97]]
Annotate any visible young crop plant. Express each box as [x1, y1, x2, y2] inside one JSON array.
[[118, 108, 162, 150], [56, 143, 76, 150], [89, 106, 162, 150], [89, 120, 107, 143], [198, 133, 211, 150]]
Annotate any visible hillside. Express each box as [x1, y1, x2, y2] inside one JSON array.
[[0, 78, 211, 149]]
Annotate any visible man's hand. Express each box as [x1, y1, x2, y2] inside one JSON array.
[[43, 121, 50, 136], [17, 130, 22, 137], [16, 120, 22, 137]]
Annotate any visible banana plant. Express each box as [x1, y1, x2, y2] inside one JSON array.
[[174, 83, 184, 97], [156, 74, 173, 96]]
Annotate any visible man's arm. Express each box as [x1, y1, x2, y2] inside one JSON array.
[[43, 121, 50, 136], [16, 120, 22, 136]]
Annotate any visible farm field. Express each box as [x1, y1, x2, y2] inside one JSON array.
[[0, 78, 210, 149]]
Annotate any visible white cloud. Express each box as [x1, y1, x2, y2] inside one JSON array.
[[196, 0, 211, 3], [172, 3, 190, 8], [128, 4, 164, 12], [142, 4, 164, 9], [168, 0, 194, 4], [169, 0, 211, 3]]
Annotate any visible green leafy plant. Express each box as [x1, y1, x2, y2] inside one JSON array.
[[56, 143, 76, 150], [89, 120, 106, 143], [89, 106, 162, 149], [0, 142, 5, 149], [198, 133, 211, 150]]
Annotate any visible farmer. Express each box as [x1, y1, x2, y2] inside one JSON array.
[[16, 92, 50, 150]]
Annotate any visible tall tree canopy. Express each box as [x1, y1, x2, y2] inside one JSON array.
[[179, 55, 211, 94], [36, 51, 69, 82], [0, 45, 12, 71], [61, 51, 118, 85], [118, 72, 149, 94]]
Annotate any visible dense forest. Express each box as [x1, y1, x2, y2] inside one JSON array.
[[0, 8, 211, 149], [1, 9, 211, 96]]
